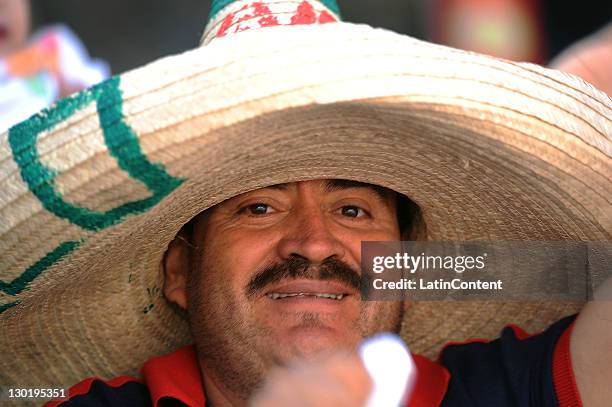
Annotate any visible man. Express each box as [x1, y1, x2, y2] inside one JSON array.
[[0, 0, 610, 406], [169, 178, 610, 407], [163, 179, 405, 405], [41, 179, 609, 406]]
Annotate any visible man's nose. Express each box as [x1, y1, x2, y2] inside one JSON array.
[[277, 205, 346, 263]]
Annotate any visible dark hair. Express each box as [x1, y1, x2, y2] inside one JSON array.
[[396, 193, 420, 237]]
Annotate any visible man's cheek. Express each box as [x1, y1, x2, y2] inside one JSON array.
[[360, 302, 402, 332]]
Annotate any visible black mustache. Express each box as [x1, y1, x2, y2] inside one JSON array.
[[246, 256, 364, 297]]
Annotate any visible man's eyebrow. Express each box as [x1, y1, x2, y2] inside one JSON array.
[[322, 179, 391, 202], [262, 183, 288, 191]]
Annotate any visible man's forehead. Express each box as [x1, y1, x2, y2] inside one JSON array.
[[256, 179, 394, 201]]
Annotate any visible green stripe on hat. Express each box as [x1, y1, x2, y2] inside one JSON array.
[[0, 301, 20, 314], [0, 240, 81, 296], [8, 76, 184, 232], [208, 0, 238, 21], [207, 0, 342, 23]]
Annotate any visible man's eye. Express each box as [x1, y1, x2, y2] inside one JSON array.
[[242, 203, 271, 215], [340, 206, 367, 218]]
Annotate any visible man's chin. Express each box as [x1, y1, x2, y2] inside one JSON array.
[[271, 325, 359, 363]]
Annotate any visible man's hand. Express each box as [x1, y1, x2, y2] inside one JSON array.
[[571, 276, 612, 407], [249, 350, 372, 407]]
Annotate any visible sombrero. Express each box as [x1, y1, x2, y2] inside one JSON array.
[[1, 0, 610, 391]]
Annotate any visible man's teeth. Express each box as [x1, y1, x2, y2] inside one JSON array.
[[266, 292, 345, 300]]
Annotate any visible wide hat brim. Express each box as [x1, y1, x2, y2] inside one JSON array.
[[1, 22, 610, 388]]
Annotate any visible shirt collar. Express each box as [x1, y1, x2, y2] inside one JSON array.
[[141, 345, 206, 407], [140, 344, 449, 407], [409, 354, 451, 407]]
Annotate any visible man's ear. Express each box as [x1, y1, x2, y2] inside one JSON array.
[[163, 234, 192, 310]]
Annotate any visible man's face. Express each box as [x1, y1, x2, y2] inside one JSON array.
[[0, 0, 30, 57], [164, 179, 404, 399]]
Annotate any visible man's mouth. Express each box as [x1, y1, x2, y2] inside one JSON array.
[[263, 280, 354, 303]]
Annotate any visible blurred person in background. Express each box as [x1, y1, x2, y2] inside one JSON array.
[[549, 22, 612, 96], [431, 0, 547, 63], [0, 0, 109, 132], [430, 0, 611, 94]]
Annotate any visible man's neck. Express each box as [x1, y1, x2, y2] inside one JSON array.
[[201, 366, 248, 407]]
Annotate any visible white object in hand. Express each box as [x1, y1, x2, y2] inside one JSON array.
[[359, 333, 416, 407]]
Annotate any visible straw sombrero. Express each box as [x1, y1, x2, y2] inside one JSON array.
[[1, 0, 610, 390]]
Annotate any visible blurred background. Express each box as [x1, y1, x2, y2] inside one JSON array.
[[30, 0, 610, 74], [2, 0, 609, 130]]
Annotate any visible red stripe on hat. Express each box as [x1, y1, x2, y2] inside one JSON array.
[[291, 1, 317, 25], [252, 1, 272, 15], [318, 10, 337, 23], [217, 12, 236, 37], [259, 14, 281, 26], [214, 1, 338, 39]]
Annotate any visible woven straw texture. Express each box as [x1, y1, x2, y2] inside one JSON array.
[[0, 22, 610, 390]]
